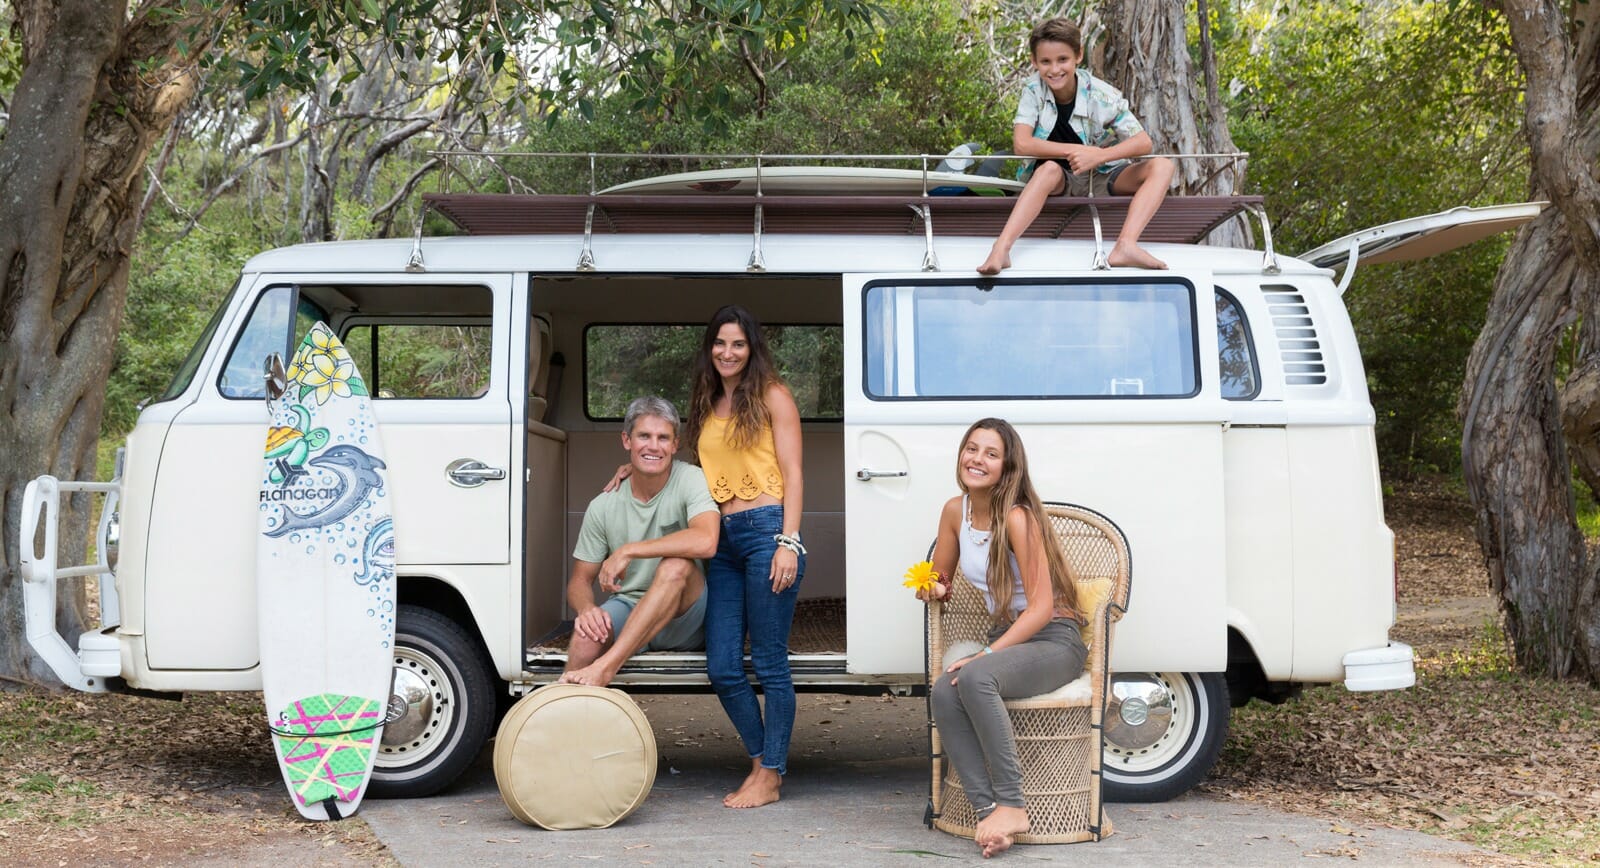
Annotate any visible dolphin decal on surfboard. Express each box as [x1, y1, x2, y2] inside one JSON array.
[[265, 444, 387, 538]]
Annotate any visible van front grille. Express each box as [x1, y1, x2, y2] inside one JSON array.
[[1263, 285, 1328, 386]]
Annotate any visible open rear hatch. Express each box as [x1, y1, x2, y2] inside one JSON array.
[[1299, 201, 1546, 290]]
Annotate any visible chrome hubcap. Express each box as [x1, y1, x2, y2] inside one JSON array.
[[379, 649, 451, 761], [1106, 674, 1176, 751]]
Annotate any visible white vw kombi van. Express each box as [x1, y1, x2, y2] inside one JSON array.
[[21, 157, 1537, 803]]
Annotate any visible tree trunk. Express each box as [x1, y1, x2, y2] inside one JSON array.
[[0, 1, 222, 686], [1092, 0, 1248, 245], [1461, 0, 1600, 682]]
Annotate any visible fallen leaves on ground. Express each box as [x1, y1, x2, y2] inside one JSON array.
[[0, 691, 392, 866], [1206, 476, 1600, 866]]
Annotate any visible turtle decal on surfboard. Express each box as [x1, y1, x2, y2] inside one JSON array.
[[257, 322, 395, 820]]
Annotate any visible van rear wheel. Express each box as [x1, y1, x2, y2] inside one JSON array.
[[1102, 671, 1229, 802], [369, 605, 496, 798]]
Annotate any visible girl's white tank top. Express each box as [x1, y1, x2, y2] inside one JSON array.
[[959, 495, 1026, 619]]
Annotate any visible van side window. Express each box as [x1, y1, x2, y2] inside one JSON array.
[[864, 280, 1198, 399], [341, 324, 493, 399], [584, 324, 843, 419], [1215, 289, 1261, 400], [218, 286, 324, 399]]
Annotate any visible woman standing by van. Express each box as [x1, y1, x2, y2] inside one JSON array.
[[688, 305, 806, 809], [921, 418, 1086, 857]]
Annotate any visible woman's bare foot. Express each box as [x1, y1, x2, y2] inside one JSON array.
[[977, 247, 1012, 275], [975, 805, 1030, 858], [723, 757, 763, 806], [1107, 241, 1167, 270], [724, 766, 782, 809]]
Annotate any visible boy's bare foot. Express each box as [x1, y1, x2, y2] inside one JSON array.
[[977, 248, 1012, 275], [1107, 241, 1167, 270], [724, 766, 781, 808], [975, 805, 1030, 858], [557, 660, 619, 687]]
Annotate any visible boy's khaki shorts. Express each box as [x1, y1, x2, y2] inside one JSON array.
[[1040, 160, 1131, 197]]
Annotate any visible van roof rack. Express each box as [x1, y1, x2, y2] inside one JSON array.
[[424, 190, 1260, 245], [411, 151, 1271, 273]]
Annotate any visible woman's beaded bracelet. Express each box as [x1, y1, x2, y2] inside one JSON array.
[[773, 532, 807, 556]]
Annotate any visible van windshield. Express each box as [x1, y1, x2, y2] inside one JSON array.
[[864, 279, 1198, 399], [157, 281, 237, 404]]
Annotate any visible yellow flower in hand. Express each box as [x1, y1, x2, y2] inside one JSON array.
[[902, 561, 942, 595]]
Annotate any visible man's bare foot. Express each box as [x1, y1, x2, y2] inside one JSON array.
[[977, 247, 1012, 275], [976, 805, 1030, 858], [557, 659, 618, 687], [1107, 241, 1167, 269], [724, 766, 781, 809]]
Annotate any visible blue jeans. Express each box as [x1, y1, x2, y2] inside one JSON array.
[[705, 506, 805, 775]]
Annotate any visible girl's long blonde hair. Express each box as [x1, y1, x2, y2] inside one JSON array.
[[684, 305, 783, 458], [957, 418, 1081, 625]]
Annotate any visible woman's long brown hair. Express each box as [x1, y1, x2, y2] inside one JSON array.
[[684, 305, 784, 458], [957, 418, 1081, 625]]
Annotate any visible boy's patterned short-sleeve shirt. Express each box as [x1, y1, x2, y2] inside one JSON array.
[[1012, 70, 1145, 175]]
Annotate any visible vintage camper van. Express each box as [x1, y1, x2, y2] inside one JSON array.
[[20, 158, 1539, 804]]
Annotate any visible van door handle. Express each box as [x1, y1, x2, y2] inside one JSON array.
[[856, 468, 909, 481], [447, 459, 507, 488]]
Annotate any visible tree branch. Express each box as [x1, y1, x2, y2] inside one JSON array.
[[173, 132, 309, 244], [369, 157, 442, 238]]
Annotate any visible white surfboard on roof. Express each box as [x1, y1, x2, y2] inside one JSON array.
[[599, 165, 1025, 196]]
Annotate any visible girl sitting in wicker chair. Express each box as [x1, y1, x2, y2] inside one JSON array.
[[918, 418, 1087, 858]]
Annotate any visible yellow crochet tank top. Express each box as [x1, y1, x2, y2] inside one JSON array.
[[697, 414, 785, 503]]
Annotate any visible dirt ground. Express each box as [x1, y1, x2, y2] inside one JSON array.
[[2, 476, 1597, 865]]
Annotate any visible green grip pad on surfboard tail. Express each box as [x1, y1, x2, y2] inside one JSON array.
[[271, 692, 386, 806]]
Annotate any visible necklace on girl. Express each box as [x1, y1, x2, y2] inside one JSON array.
[[966, 498, 992, 545]]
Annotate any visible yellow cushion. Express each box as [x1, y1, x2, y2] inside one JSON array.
[[1074, 577, 1114, 649]]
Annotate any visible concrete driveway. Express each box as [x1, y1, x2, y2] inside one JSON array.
[[363, 693, 1488, 866]]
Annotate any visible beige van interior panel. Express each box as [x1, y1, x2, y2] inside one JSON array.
[[524, 428, 567, 641]]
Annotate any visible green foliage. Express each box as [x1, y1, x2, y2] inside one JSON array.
[[206, 0, 886, 129], [1225, 0, 1527, 476], [488, 0, 1007, 193], [107, 203, 281, 435]]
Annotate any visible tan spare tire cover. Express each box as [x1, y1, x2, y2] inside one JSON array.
[[493, 684, 657, 830]]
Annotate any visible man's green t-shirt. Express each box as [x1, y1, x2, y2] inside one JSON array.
[[573, 461, 720, 603]]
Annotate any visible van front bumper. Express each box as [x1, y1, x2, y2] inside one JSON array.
[[1342, 641, 1415, 691], [19, 468, 123, 693]]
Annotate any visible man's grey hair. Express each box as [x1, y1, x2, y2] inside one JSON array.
[[624, 395, 681, 437]]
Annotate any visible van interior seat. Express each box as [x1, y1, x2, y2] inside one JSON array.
[[528, 314, 554, 424]]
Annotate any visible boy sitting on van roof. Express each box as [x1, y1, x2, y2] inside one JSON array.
[[560, 396, 720, 687], [978, 17, 1175, 274]]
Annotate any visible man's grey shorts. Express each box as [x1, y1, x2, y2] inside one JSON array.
[[599, 585, 707, 651]]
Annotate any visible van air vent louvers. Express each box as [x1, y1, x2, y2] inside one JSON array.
[[1262, 285, 1328, 385]]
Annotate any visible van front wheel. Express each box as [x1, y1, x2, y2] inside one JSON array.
[[1102, 671, 1229, 802], [368, 605, 496, 798]]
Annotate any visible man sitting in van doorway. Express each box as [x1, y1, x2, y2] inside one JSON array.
[[560, 396, 721, 687]]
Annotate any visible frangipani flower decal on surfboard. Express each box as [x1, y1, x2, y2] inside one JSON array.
[[291, 323, 369, 405]]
